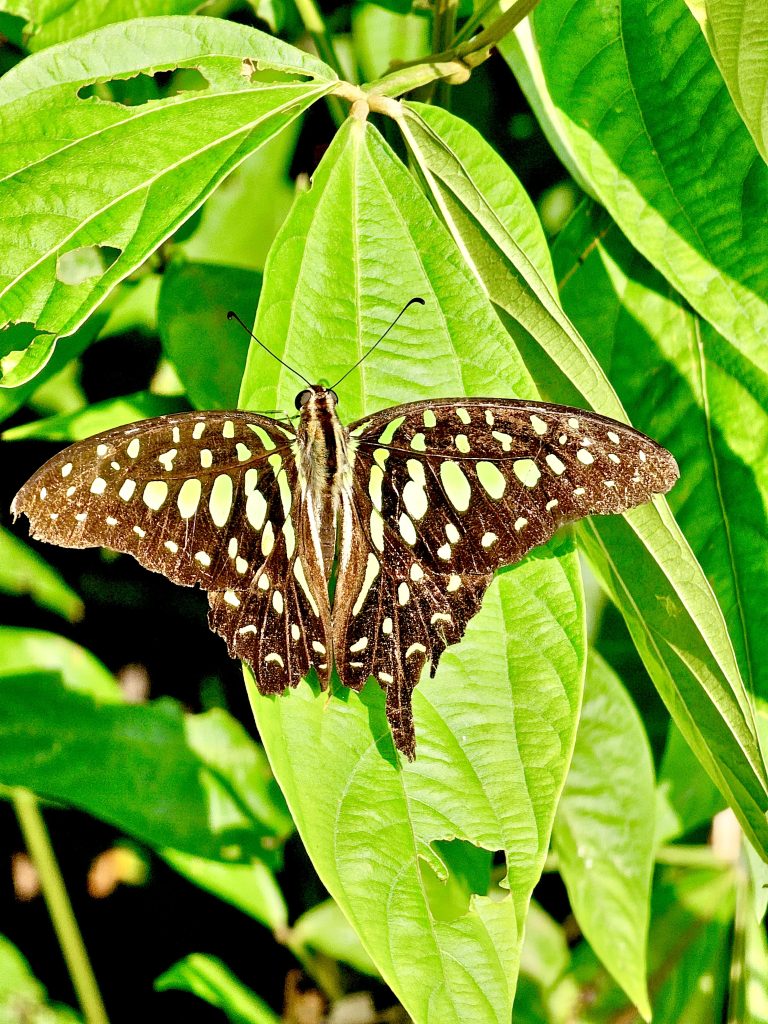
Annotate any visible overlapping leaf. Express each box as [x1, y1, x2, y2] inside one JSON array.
[[500, 0, 768, 371], [241, 116, 585, 1023], [553, 201, 768, 702], [0, 16, 335, 382], [685, 0, 768, 164], [395, 102, 768, 858]]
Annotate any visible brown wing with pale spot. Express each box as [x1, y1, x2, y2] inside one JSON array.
[[12, 410, 332, 691], [207, 491, 332, 693], [334, 397, 679, 759]]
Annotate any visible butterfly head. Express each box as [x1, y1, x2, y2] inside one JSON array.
[[294, 385, 340, 415]]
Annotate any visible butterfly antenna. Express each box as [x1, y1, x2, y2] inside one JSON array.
[[227, 311, 313, 388], [329, 297, 425, 390]]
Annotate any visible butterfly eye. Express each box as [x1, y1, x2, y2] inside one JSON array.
[[294, 390, 312, 410], [329, 389, 339, 405]]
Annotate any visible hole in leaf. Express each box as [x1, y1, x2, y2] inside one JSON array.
[[419, 839, 500, 921], [240, 57, 314, 85], [56, 245, 121, 285], [77, 67, 209, 106]]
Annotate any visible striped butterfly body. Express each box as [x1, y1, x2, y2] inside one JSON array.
[[12, 390, 678, 758]]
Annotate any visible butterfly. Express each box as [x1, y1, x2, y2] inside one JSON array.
[[11, 302, 679, 758]]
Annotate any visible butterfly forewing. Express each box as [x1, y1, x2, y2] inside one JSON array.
[[11, 410, 332, 690], [333, 398, 679, 756]]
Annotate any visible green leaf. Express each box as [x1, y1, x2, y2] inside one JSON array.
[[648, 868, 734, 1022], [554, 201, 768, 700], [240, 117, 533, 416], [352, 4, 430, 82], [0, 662, 290, 862], [743, 884, 768, 1022], [17, 0, 208, 53], [0, 306, 108, 426], [291, 900, 379, 977], [0, 526, 83, 621], [0, 933, 81, 1023], [551, 199, 768, 852], [553, 652, 654, 1019], [501, 0, 768, 371], [155, 954, 280, 1024], [397, 104, 768, 858], [516, 901, 578, 1024], [161, 850, 288, 932], [179, 120, 300, 272], [246, 531, 583, 1023], [158, 262, 261, 409], [238, 115, 584, 1024], [656, 724, 725, 845], [2, 390, 181, 441], [566, 866, 734, 1021], [0, 16, 335, 385], [686, 0, 768, 165], [0, 626, 119, 700]]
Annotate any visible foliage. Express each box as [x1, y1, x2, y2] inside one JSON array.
[[0, 0, 766, 1021]]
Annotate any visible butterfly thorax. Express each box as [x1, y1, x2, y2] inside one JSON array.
[[296, 387, 354, 581]]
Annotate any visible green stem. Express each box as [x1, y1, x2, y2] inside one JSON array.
[[365, 0, 542, 97], [453, 0, 540, 61], [431, 0, 459, 108], [292, 0, 347, 126], [13, 789, 109, 1024], [452, 0, 502, 46]]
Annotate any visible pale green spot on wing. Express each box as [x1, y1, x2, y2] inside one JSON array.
[[439, 460, 471, 512]]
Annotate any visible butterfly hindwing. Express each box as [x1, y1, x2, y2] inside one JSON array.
[[334, 397, 679, 757], [207, 490, 333, 692]]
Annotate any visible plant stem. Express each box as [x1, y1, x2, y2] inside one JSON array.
[[13, 789, 110, 1024], [451, 0, 502, 46], [431, 0, 459, 108], [365, 0, 542, 97], [291, 0, 347, 126]]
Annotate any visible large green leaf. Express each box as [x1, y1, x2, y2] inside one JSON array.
[[686, 0, 768, 165], [396, 102, 768, 858], [0, 645, 291, 861], [241, 117, 585, 1023], [0, 16, 335, 382], [553, 652, 654, 1019], [500, 0, 768, 371], [0, 526, 83, 620]]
